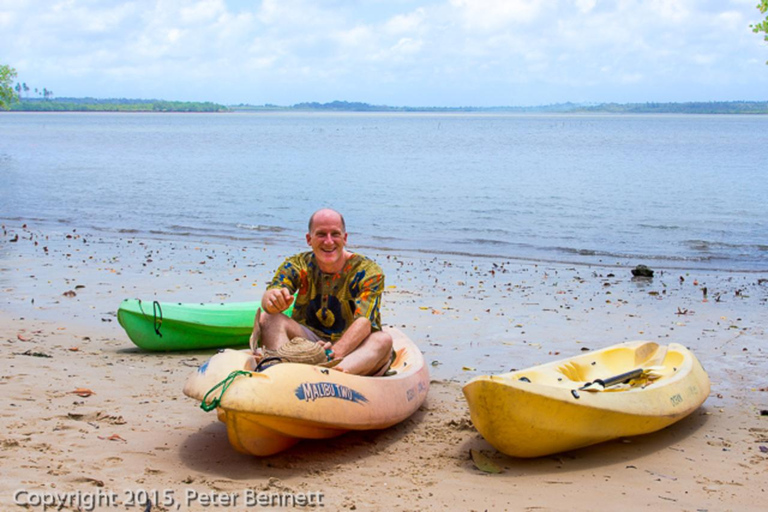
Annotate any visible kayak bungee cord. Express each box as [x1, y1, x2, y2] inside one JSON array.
[[200, 370, 252, 412], [152, 300, 163, 337], [135, 299, 164, 338]]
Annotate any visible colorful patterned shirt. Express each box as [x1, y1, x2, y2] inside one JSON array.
[[266, 252, 384, 341]]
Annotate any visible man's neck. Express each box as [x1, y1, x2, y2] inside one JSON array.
[[317, 251, 352, 274]]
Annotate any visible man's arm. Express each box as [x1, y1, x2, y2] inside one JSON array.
[[250, 287, 294, 351], [261, 255, 302, 314], [326, 316, 372, 358]]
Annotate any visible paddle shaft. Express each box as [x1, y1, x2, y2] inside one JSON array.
[[583, 368, 645, 390]]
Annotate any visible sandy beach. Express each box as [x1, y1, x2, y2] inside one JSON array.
[[1, 222, 766, 511]]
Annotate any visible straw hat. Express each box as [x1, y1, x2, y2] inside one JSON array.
[[269, 337, 328, 365]]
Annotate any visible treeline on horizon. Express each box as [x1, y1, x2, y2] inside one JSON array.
[[577, 101, 768, 114], [6, 97, 768, 114], [238, 100, 768, 114], [10, 97, 228, 112]]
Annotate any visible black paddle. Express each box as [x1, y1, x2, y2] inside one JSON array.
[[571, 368, 645, 398]]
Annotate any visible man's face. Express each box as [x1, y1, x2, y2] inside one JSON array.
[[307, 212, 348, 272]]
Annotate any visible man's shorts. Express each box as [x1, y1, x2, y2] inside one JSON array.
[[299, 325, 327, 343]]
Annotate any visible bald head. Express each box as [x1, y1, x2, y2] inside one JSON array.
[[308, 209, 346, 233]]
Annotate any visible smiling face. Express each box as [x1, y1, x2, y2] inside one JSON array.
[[306, 209, 349, 273]]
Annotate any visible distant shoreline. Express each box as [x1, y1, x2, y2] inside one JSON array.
[[7, 98, 228, 113], [6, 98, 768, 114]]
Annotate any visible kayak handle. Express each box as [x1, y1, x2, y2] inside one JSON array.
[[255, 356, 283, 372]]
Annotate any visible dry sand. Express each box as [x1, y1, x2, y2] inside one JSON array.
[[1, 223, 766, 511]]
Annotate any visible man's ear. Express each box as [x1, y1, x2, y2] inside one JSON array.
[[306, 233, 312, 246]]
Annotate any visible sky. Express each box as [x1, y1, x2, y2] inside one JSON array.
[[2, 0, 767, 107]]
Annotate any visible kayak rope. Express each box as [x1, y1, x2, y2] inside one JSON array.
[[152, 300, 163, 337], [200, 370, 252, 412]]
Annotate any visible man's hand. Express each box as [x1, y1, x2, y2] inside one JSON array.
[[317, 340, 335, 358], [261, 288, 294, 314]]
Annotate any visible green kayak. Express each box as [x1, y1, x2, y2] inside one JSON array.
[[117, 299, 293, 351]]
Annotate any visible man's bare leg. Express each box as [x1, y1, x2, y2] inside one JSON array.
[[336, 330, 393, 376], [254, 311, 308, 351]]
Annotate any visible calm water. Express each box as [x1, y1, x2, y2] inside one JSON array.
[[1, 111, 766, 270]]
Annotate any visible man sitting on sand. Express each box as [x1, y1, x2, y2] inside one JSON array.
[[251, 208, 393, 376]]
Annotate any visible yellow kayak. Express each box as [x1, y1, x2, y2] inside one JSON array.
[[184, 328, 429, 456], [463, 341, 710, 458]]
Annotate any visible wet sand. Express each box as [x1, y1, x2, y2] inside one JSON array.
[[1, 222, 766, 510]]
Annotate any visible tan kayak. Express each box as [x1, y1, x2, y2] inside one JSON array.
[[463, 341, 710, 458], [184, 327, 429, 456]]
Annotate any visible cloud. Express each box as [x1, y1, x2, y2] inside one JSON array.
[[384, 8, 426, 35], [392, 37, 423, 55], [332, 24, 377, 49], [649, 0, 691, 23], [574, 0, 596, 14], [1, 0, 766, 105], [449, 0, 543, 31], [180, 0, 225, 24]]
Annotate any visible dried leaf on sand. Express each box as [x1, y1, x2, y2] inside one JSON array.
[[98, 434, 126, 442], [470, 449, 503, 474]]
